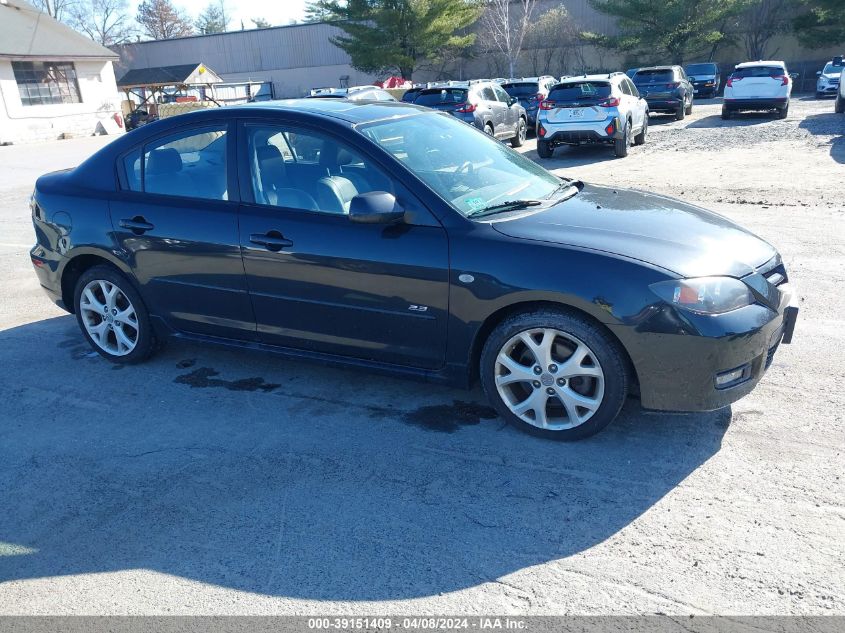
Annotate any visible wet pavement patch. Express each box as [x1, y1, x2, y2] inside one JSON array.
[[403, 400, 498, 432], [174, 367, 280, 393]]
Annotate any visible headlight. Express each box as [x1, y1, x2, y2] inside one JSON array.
[[649, 277, 754, 314]]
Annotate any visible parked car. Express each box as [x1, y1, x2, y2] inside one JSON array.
[[536, 73, 649, 159], [684, 62, 721, 98], [307, 86, 397, 102], [501, 76, 557, 130], [816, 57, 844, 98], [722, 61, 793, 120], [412, 80, 527, 146], [401, 86, 425, 103], [632, 66, 694, 120], [29, 100, 798, 440], [836, 67, 845, 113], [625, 68, 639, 79]]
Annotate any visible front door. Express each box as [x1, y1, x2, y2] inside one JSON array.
[[236, 121, 450, 370], [111, 122, 255, 340]]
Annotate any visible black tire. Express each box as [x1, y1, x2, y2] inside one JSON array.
[[614, 120, 631, 158], [775, 104, 788, 119], [721, 106, 731, 120], [510, 117, 527, 148], [73, 264, 157, 364], [633, 113, 648, 145], [480, 309, 628, 441], [484, 123, 494, 136], [837, 95, 845, 114], [536, 139, 554, 159], [685, 97, 693, 115], [675, 103, 686, 121]]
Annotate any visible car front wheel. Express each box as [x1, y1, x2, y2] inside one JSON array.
[[836, 95, 845, 113], [634, 114, 648, 145], [73, 264, 157, 364], [480, 309, 628, 440]]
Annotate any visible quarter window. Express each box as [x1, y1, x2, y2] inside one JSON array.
[[12, 61, 81, 106], [245, 125, 393, 214]]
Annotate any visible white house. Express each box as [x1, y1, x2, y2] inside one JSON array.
[[0, 0, 123, 144]]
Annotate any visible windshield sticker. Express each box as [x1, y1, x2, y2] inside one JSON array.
[[465, 197, 486, 211]]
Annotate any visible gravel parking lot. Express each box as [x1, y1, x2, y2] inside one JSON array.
[[0, 96, 842, 615]]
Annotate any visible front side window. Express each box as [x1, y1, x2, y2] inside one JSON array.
[[492, 84, 511, 103], [360, 112, 561, 217], [246, 125, 394, 214], [12, 61, 81, 106], [124, 125, 228, 200]]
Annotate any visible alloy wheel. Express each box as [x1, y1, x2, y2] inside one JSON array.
[[494, 328, 605, 430], [79, 279, 139, 356]]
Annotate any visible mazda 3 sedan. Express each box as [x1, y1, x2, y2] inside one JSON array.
[[29, 100, 797, 440]]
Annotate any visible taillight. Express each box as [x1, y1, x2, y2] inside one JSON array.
[[455, 102, 476, 113], [599, 97, 620, 107], [539, 101, 555, 110], [113, 112, 124, 128], [530, 92, 544, 102], [726, 76, 740, 87], [772, 74, 788, 85]]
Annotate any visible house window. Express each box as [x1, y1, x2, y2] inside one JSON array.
[[11, 61, 81, 106]]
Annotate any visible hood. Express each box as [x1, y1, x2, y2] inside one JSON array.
[[490, 184, 776, 278]]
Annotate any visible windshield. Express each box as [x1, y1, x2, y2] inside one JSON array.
[[358, 112, 563, 217], [823, 63, 843, 75], [686, 64, 717, 75], [547, 82, 611, 104], [414, 88, 468, 106], [502, 82, 539, 96], [634, 69, 674, 83], [401, 89, 421, 102]]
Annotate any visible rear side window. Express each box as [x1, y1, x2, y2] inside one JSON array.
[[481, 86, 497, 101], [123, 125, 229, 200], [732, 66, 786, 78], [415, 88, 468, 106], [634, 69, 674, 83], [547, 82, 611, 103]]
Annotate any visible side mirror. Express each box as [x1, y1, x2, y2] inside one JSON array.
[[349, 191, 405, 224], [509, 96, 518, 106], [791, 72, 799, 79], [816, 71, 821, 76]]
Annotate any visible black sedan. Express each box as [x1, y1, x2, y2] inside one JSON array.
[[29, 99, 797, 440]]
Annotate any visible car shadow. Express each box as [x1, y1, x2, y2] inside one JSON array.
[[685, 112, 780, 128], [798, 111, 845, 164], [0, 315, 731, 600]]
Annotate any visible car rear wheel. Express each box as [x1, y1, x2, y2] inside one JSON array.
[[484, 123, 494, 136], [480, 310, 628, 440], [511, 118, 527, 148], [74, 265, 157, 364], [775, 104, 788, 119], [721, 107, 732, 120], [536, 139, 554, 159], [675, 103, 686, 121], [836, 95, 845, 114], [634, 114, 648, 145], [614, 120, 631, 158]]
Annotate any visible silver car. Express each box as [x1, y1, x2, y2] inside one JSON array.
[[536, 73, 649, 159]]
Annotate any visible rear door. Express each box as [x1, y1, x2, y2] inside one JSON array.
[[480, 85, 506, 133], [112, 122, 256, 340], [492, 83, 517, 134]]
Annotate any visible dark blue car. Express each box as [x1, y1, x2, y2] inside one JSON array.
[[29, 100, 797, 440]]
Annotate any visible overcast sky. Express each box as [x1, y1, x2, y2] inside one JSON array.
[[177, 0, 309, 30]]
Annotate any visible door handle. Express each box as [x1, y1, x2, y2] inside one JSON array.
[[119, 217, 154, 234], [249, 231, 293, 251]]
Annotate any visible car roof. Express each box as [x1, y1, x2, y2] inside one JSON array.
[[735, 60, 786, 68], [634, 66, 677, 72], [555, 74, 617, 84]]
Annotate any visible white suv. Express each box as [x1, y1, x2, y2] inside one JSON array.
[[722, 60, 793, 120], [536, 73, 648, 159]]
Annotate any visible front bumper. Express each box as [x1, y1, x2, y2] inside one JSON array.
[[609, 286, 798, 412], [817, 84, 839, 95]]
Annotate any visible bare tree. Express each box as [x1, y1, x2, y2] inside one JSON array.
[[67, 0, 134, 46], [137, 0, 193, 40], [30, 0, 77, 21], [524, 4, 581, 76], [741, 0, 794, 59], [482, 0, 539, 78]]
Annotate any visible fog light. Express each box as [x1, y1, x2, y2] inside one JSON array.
[[715, 364, 751, 389]]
